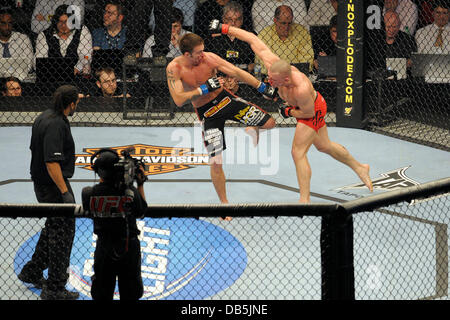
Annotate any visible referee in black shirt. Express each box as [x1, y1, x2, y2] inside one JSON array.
[[18, 85, 80, 300]]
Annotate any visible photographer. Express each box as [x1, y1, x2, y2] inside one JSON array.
[[81, 148, 147, 300]]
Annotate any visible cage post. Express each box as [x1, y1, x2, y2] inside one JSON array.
[[336, 0, 365, 128], [321, 210, 355, 300]]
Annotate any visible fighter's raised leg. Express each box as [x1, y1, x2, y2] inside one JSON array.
[[313, 125, 373, 192]]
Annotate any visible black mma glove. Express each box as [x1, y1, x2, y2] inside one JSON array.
[[61, 191, 75, 204], [257, 82, 278, 100], [199, 77, 221, 95], [209, 19, 229, 35], [279, 105, 295, 119]]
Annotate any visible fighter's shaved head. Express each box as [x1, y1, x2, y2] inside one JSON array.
[[269, 59, 291, 76]]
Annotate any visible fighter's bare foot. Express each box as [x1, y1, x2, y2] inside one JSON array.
[[245, 127, 259, 147], [357, 164, 373, 192]]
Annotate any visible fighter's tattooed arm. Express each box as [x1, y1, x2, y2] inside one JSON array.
[[167, 69, 177, 90], [166, 62, 202, 106]]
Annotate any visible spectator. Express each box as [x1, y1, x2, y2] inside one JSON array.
[[0, 8, 34, 79], [92, 1, 128, 50], [142, 7, 189, 59], [255, 5, 314, 74], [307, 0, 338, 27], [313, 15, 337, 71], [35, 4, 93, 76], [195, 0, 253, 33], [383, 0, 418, 35], [194, 0, 232, 40], [415, 0, 449, 54], [252, 0, 308, 34], [1, 76, 22, 96], [0, 0, 35, 36], [95, 66, 130, 97], [87, 0, 173, 65], [31, 0, 85, 35], [365, 7, 420, 74], [207, 1, 255, 93], [384, 10, 417, 68]]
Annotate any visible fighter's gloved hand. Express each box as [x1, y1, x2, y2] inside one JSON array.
[[199, 76, 221, 95], [209, 19, 229, 35], [278, 105, 295, 119], [136, 167, 147, 186], [257, 82, 278, 100], [61, 191, 75, 203]]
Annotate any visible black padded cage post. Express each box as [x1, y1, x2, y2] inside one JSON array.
[[321, 210, 355, 300]]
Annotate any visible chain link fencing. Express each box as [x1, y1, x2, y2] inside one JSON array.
[[353, 197, 449, 300], [0, 178, 449, 300], [1, 1, 448, 150], [364, 0, 449, 151]]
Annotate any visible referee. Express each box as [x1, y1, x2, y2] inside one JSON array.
[[18, 85, 80, 300]]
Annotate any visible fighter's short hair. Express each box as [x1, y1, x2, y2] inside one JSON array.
[[179, 33, 204, 55]]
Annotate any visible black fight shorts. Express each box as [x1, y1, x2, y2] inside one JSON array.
[[195, 90, 271, 157]]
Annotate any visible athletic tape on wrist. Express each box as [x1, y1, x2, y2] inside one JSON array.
[[257, 82, 267, 93], [199, 84, 209, 95]]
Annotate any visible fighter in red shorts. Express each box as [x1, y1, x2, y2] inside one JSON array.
[[210, 18, 373, 203], [294, 91, 327, 132]]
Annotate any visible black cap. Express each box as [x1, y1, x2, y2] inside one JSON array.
[[92, 149, 119, 180]]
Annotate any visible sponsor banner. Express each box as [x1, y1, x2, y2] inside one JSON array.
[[14, 218, 247, 300], [336, 0, 365, 128], [75, 144, 209, 176]]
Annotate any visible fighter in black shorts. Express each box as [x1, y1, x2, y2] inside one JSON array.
[[166, 32, 277, 207], [196, 89, 272, 157]]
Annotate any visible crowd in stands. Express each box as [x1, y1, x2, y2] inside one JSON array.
[[0, 0, 448, 98]]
